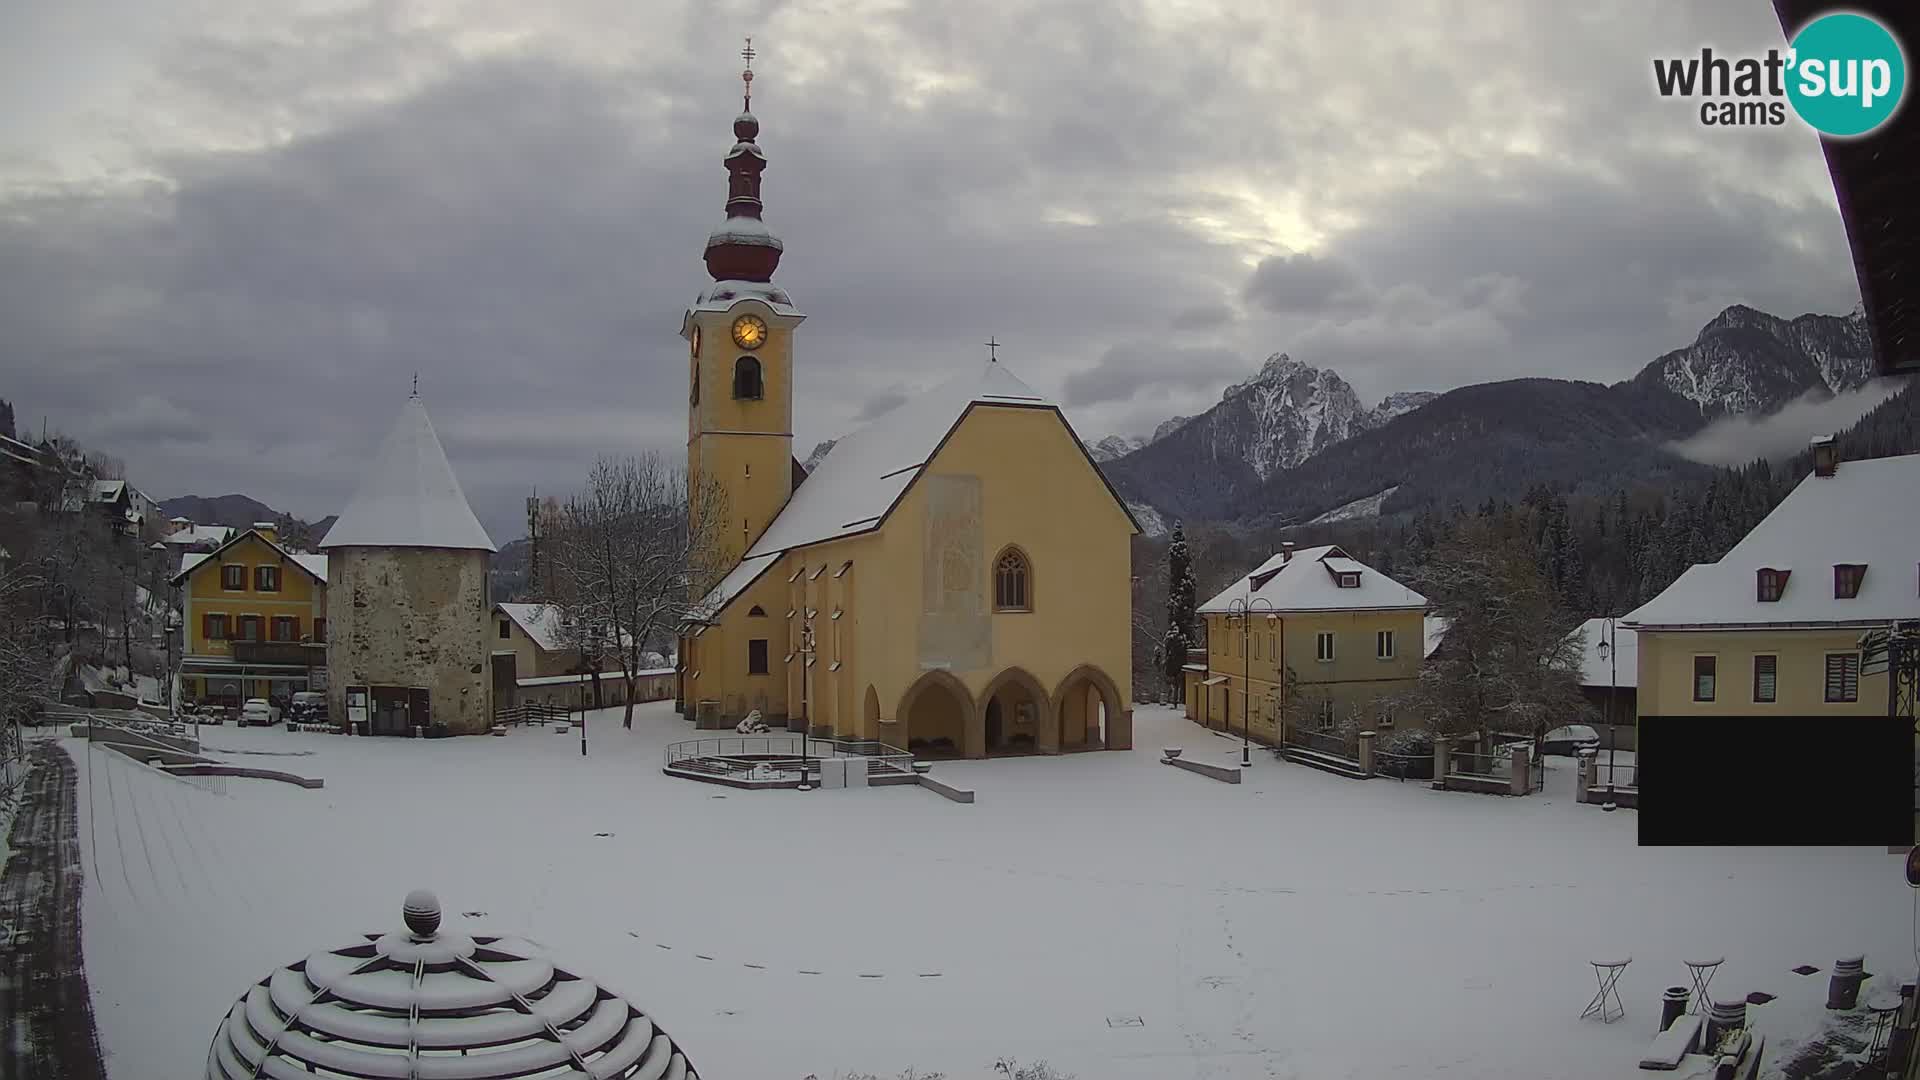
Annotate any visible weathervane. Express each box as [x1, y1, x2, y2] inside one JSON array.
[[741, 37, 755, 111], [985, 336, 1001, 362]]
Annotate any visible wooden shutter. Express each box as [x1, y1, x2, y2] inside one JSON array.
[[1825, 653, 1859, 703], [1753, 655, 1777, 703]]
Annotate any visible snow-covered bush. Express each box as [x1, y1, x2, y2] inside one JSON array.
[[735, 710, 771, 734]]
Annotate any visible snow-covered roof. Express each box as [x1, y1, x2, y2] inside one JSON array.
[[1424, 616, 1450, 658], [174, 530, 327, 585], [90, 478, 125, 501], [705, 215, 785, 250], [1565, 618, 1637, 688], [691, 278, 801, 315], [205, 890, 702, 1080], [1200, 546, 1427, 614], [496, 603, 566, 651], [320, 396, 496, 553], [694, 552, 781, 619], [162, 523, 234, 547], [1624, 453, 1920, 629]]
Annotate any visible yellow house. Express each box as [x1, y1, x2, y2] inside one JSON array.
[[170, 524, 328, 705], [1623, 444, 1917, 720], [491, 603, 673, 711], [675, 75, 1137, 757], [1189, 543, 1427, 748]]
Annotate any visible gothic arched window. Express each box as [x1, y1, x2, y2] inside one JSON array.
[[993, 546, 1031, 612], [733, 356, 764, 400]]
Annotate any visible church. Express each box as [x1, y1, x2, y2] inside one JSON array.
[[675, 49, 1137, 758]]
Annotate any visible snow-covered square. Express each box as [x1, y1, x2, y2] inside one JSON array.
[[73, 703, 1912, 1079]]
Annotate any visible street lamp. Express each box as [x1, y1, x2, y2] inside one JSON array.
[[1595, 617, 1618, 812], [1225, 597, 1278, 768], [798, 619, 816, 782]]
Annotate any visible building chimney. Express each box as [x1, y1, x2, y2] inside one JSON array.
[[1811, 434, 1838, 477], [252, 520, 278, 544], [1281, 542, 1295, 562]]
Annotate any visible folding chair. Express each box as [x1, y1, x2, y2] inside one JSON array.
[[1684, 957, 1723, 1015], [1583, 957, 1631, 1023]]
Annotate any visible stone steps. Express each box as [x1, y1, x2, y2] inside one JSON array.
[[1280, 746, 1372, 780]]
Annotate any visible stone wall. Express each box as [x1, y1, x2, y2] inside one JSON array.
[[327, 547, 491, 735]]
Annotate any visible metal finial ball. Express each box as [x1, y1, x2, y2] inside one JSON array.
[[402, 889, 442, 937]]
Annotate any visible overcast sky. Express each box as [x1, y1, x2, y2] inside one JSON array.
[[0, 0, 1867, 542]]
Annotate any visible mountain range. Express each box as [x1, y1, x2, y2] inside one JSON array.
[[157, 494, 336, 549], [1096, 304, 1879, 534]]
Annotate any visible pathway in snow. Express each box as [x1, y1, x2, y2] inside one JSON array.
[[70, 704, 1919, 1080], [0, 741, 107, 1080]]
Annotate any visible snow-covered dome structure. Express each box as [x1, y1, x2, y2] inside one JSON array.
[[205, 890, 700, 1079]]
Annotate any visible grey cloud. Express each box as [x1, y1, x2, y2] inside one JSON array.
[[1061, 343, 1245, 407], [854, 388, 912, 423], [0, 0, 1866, 542], [1171, 303, 1235, 331], [1243, 252, 1371, 314]]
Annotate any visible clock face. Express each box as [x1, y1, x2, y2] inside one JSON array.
[[731, 314, 768, 350], [689, 325, 701, 357]]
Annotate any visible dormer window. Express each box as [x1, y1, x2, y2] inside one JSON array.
[[1249, 568, 1281, 592], [1833, 564, 1866, 599], [1756, 568, 1790, 602], [1336, 573, 1360, 589]]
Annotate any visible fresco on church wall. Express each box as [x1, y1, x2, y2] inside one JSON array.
[[919, 473, 989, 672]]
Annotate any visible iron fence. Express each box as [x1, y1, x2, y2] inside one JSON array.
[[1372, 749, 1432, 781], [1286, 727, 1360, 762], [1593, 759, 1638, 790], [663, 734, 915, 778]]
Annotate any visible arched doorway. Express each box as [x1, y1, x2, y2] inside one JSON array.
[[1052, 665, 1125, 751], [897, 671, 976, 759], [863, 685, 881, 741], [979, 668, 1051, 756]]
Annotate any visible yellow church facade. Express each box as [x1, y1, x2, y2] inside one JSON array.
[[674, 63, 1135, 757]]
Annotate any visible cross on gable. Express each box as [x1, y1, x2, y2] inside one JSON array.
[[985, 337, 1001, 361]]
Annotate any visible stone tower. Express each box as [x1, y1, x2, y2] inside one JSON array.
[[681, 40, 806, 560], [321, 391, 497, 735]]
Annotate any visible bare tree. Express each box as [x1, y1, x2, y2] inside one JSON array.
[[1405, 516, 1590, 746], [537, 454, 731, 729]]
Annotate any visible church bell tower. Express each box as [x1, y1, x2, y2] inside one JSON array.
[[683, 38, 804, 560]]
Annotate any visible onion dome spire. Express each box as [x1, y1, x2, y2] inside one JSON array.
[[705, 36, 784, 283]]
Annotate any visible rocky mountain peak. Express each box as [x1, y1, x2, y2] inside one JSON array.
[[1634, 305, 1873, 416]]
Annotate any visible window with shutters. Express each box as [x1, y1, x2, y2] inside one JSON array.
[[270, 616, 299, 642], [222, 564, 246, 591], [1692, 655, 1716, 702], [1752, 654, 1777, 703], [1376, 630, 1395, 659], [1316, 631, 1335, 662], [1825, 652, 1860, 703], [1833, 563, 1866, 599], [237, 615, 263, 642], [314, 617, 327, 642], [204, 613, 228, 640], [255, 565, 280, 592]]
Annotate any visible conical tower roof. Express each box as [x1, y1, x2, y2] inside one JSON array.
[[320, 394, 496, 552]]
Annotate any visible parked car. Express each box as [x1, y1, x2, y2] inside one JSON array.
[[1541, 724, 1601, 757], [286, 691, 328, 726], [239, 698, 278, 727]]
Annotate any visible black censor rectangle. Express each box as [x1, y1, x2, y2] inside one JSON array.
[[1638, 716, 1912, 846]]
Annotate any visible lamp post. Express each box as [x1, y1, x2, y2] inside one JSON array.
[[1595, 617, 1618, 811], [798, 619, 816, 781], [579, 665, 589, 757], [1226, 597, 1277, 768]]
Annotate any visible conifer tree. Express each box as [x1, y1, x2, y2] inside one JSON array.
[[1160, 522, 1199, 695]]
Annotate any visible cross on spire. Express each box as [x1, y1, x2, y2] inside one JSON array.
[[411, 372, 419, 397], [985, 336, 1001, 362], [741, 37, 756, 110]]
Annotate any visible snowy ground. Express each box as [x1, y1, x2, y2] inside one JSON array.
[[67, 703, 1915, 1080]]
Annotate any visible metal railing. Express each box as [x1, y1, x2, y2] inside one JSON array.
[[494, 702, 569, 727], [1286, 727, 1360, 762], [663, 734, 915, 777], [1372, 749, 1431, 781], [1593, 759, 1638, 790]]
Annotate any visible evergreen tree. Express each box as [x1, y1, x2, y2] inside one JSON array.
[[1161, 522, 1199, 695]]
